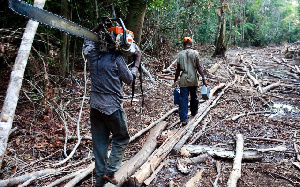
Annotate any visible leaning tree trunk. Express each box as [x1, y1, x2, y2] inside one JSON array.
[[213, 0, 227, 57], [0, 0, 46, 167], [125, 0, 147, 46]]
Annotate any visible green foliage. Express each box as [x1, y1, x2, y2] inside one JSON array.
[[242, 0, 299, 46]]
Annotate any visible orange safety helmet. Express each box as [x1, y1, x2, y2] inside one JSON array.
[[183, 37, 192, 43]]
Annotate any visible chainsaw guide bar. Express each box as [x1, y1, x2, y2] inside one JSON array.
[[9, 0, 99, 42]]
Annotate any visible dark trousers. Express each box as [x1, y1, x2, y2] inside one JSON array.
[[90, 108, 130, 182], [179, 86, 199, 122]]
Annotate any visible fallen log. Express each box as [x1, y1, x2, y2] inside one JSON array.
[[141, 64, 155, 83], [46, 169, 86, 187], [245, 136, 286, 143], [253, 145, 287, 152], [178, 154, 208, 164], [273, 56, 296, 70], [182, 145, 262, 161], [129, 107, 178, 142], [64, 162, 95, 187], [127, 123, 192, 186], [106, 121, 168, 187], [261, 81, 281, 93], [143, 159, 169, 185], [231, 111, 273, 121], [162, 59, 177, 74], [246, 70, 260, 87], [212, 161, 221, 187], [0, 169, 57, 186], [227, 134, 244, 187]]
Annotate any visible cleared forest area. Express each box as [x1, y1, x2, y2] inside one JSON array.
[[0, 43, 299, 186], [0, 0, 299, 186]]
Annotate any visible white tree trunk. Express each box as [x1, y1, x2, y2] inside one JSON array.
[[0, 0, 46, 166]]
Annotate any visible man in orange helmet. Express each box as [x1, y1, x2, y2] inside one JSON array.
[[174, 37, 207, 125]]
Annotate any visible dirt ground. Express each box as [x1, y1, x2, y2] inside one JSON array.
[[0, 43, 299, 186]]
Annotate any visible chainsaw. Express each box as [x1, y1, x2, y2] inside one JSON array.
[[8, 0, 138, 56]]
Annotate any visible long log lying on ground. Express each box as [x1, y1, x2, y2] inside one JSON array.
[[64, 163, 95, 187], [227, 134, 244, 187], [129, 107, 178, 142], [246, 70, 260, 87], [231, 111, 273, 121], [162, 59, 177, 73], [106, 121, 168, 187], [261, 81, 281, 93], [182, 145, 262, 161], [0, 169, 57, 186], [46, 169, 86, 187], [143, 159, 169, 185], [127, 123, 193, 186]]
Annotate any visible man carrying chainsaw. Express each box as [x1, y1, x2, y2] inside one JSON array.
[[174, 37, 207, 125], [83, 20, 141, 186]]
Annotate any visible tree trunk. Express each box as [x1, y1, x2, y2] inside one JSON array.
[[213, 0, 227, 57], [125, 0, 147, 46], [0, 0, 46, 167], [60, 0, 69, 77]]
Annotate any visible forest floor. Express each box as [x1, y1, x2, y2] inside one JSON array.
[[0, 43, 300, 187]]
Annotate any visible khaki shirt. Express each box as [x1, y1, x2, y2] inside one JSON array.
[[177, 48, 200, 87]]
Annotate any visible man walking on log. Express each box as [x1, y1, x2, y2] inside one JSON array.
[[83, 24, 141, 187], [174, 37, 207, 125]]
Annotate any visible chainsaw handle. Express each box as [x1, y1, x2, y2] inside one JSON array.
[[110, 18, 127, 46]]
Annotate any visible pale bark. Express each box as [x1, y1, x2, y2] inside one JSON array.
[[0, 169, 56, 186], [261, 81, 281, 93], [212, 161, 221, 187], [143, 160, 169, 185], [46, 169, 86, 187], [162, 59, 177, 73], [227, 134, 244, 187], [129, 107, 178, 142], [231, 111, 273, 121], [64, 162, 95, 187], [246, 70, 260, 87], [128, 125, 189, 186], [106, 121, 168, 187], [183, 145, 261, 161], [0, 0, 46, 167]]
